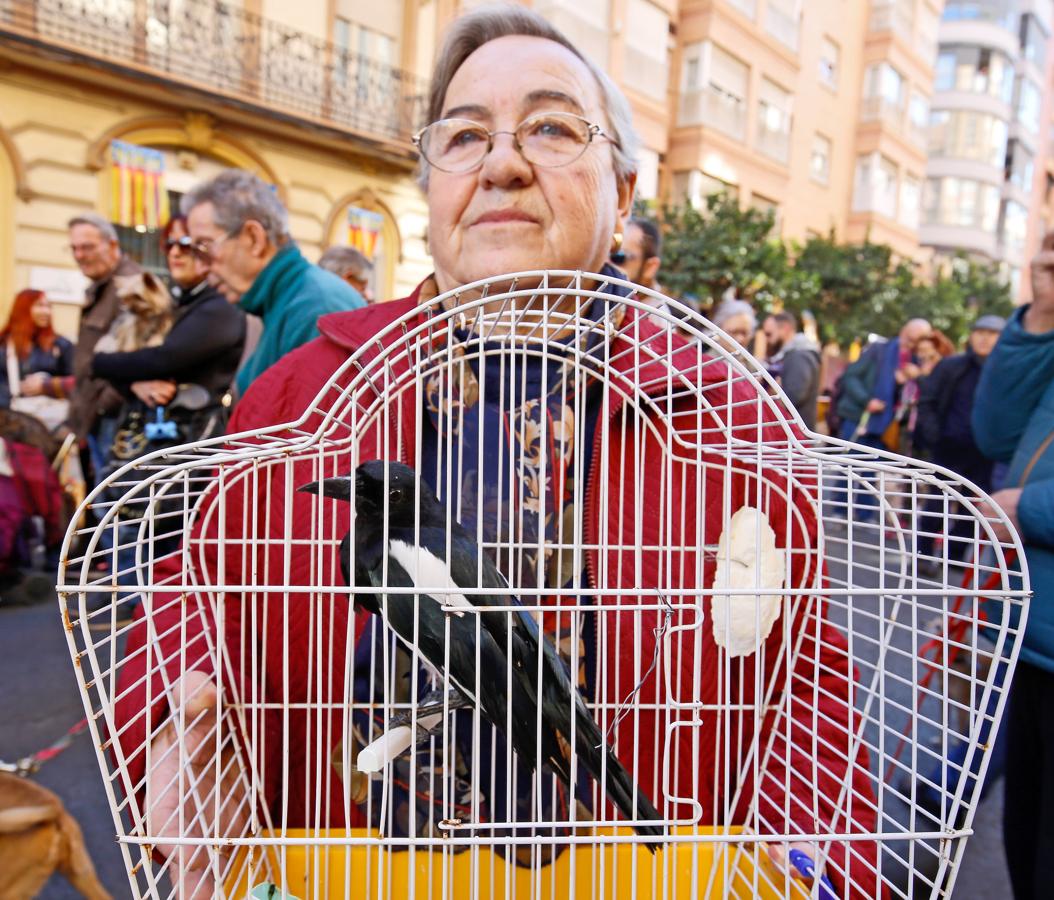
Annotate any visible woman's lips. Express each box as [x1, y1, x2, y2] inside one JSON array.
[[471, 210, 538, 226]]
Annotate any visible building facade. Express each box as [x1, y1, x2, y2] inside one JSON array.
[[3, 0, 1053, 335], [668, 0, 941, 262], [921, 0, 1054, 294], [0, 0, 435, 334]]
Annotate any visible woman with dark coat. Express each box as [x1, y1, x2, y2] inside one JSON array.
[[91, 215, 245, 447]]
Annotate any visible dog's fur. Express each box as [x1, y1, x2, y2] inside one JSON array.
[[94, 271, 173, 355], [0, 772, 111, 899]]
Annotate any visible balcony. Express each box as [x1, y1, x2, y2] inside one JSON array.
[[0, 0, 427, 155], [860, 95, 905, 129], [868, 3, 914, 43], [678, 87, 747, 141]]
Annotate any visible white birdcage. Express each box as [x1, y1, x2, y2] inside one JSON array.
[[58, 271, 1028, 900]]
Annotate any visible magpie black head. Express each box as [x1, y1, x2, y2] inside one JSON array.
[[299, 460, 446, 528]]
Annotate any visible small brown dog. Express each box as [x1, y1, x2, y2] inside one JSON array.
[[94, 271, 173, 355], [0, 771, 111, 898]]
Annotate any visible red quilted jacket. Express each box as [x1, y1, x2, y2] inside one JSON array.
[[115, 286, 879, 896]]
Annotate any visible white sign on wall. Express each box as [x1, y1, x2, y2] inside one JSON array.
[[28, 266, 90, 305]]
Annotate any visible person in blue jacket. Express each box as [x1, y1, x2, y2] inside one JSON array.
[[182, 169, 365, 398], [972, 232, 1054, 899]]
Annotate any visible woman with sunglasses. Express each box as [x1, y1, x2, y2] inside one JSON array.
[[91, 216, 245, 425]]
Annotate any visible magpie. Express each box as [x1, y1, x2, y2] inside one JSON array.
[[300, 459, 664, 848]]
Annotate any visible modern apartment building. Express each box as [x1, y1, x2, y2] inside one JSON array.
[[920, 0, 1054, 293], [669, 0, 941, 262]]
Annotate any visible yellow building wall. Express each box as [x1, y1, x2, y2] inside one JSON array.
[[0, 66, 431, 338]]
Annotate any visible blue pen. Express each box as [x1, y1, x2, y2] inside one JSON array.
[[787, 848, 839, 900]]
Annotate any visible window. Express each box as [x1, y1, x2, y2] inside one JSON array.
[[672, 169, 739, 207], [942, 0, 1016, 30], [636, 147, 660, 200], [810, 133, 831, 184], [678, 42, 749, 140], [535, 0, 611, 67], [862, 63, 905, 122], [757, 78, 792, 164], [819, 36, 839, 90], [1000, 199, 1029, 258], [1006, 140, 1035, 192], [934, 46, 1015, 103], [899, 174, 921, 230], [923, 176, 1001, 230], [751, 193, 781, 234], [625, 0, 669, 101], [916, 3, 940, 64], [765, 0, 799, 51], [928, 110, 1008, 167], [726, 0, 756, 18], [853, 153, 898, 218], [1016, 76, 1042, 133], [1021, 13, 1049, 69], [908, 92, 929, 143]]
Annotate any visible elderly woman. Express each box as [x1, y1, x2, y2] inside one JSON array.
[[113, 7, 875, 898]]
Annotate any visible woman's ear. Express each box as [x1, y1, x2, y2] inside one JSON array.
[[615, 172, 637, 236]]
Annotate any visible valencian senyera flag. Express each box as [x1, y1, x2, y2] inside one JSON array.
[[110, 141, 170, 230], [346, 205, 384, 260]]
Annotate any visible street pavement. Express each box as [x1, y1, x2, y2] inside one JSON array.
[[0, 544, 1015, 899]]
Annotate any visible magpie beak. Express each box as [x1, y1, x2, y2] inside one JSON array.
[[298, 476, 355, 501]]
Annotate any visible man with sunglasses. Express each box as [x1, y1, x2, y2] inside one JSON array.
[[182, 169, 364, 398]]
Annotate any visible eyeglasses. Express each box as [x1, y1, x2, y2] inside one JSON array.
[[413, 112, 615, 174], [610, 250, 640, 266], [164, 235, 195, 255], [68, 242, 104, 255], [191, 227, 240, 261]]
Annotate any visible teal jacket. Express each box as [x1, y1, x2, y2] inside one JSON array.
[[237, 243, 364, 394], [972, 305, 1054, 672]]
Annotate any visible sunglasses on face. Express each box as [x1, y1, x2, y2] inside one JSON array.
[[165, 235, 196, 254]]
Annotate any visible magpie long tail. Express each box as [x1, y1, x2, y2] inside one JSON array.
[[573, 711, 665, 852]]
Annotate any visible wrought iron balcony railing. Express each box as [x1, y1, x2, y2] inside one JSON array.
[[0, 0, 428, 153]]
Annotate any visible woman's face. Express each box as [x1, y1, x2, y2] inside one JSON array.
[[915, 338, 942, 374], [720, 313, 755, 349], [166, 219, 210, 289], [30, 296, 51, 329], [426, 36, 634, 294]]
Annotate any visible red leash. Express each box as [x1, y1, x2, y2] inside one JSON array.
[[0, 717, 89, 777]]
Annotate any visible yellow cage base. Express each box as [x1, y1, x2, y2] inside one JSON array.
[[224, 827, 810, 899]]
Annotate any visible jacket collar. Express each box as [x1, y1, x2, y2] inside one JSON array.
[[317, 273, 709, 387], [238, 243, 307, 317], [86, 254, 138, 304]]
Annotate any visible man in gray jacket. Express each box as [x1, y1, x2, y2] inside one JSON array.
[[66, 212, 141, 461], [763, 311, 821, 430]]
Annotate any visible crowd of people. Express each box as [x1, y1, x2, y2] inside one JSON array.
[[0, 172, 368, 603], [0, 4, 1050, 897]]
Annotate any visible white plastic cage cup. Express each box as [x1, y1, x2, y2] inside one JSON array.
[[59, 271, 1028, 900]]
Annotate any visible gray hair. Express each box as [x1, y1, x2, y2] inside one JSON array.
[[180, 169, 289, 244], [712, 296, 757, 330], [318, 245, 373, 279], [419, 4, 640, 188], [67, 212, 118, 243]]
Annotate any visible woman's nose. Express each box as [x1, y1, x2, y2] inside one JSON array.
[[478, 132, 533, 189]]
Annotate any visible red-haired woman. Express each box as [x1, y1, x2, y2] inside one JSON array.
[[0, 289, 74, 411]]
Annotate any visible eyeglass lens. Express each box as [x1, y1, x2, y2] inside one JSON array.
[[419, 112, 594, 173]]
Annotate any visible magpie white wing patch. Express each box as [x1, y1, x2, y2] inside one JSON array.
[[388, 539, 475, 617], [710, 506, 786, 657]]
